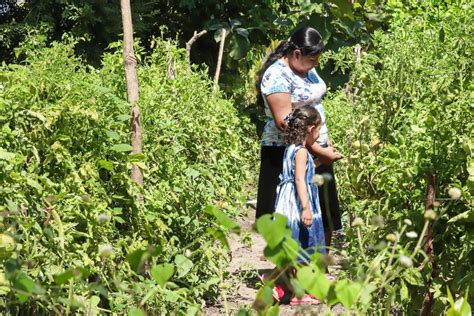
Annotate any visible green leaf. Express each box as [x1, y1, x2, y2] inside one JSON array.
[[26, 178, 43, 192], [290, 277, 306, 299], [0, 150, 16, 161], [54, 267, 90, 285], [330, 0, 354, 20], [185, 167, 200, 178], [297, 266, 331, 299], [448, 210, 474, 223], [263, 238, 298, 268], [106, 130, 120, 140], [253, 283, 274, 311], [365, 12, 384, 22], [267, 305, 279, 316], [404, 267, 423, 286], [207, 227, 229, 249], [128, 153, 145, 163], [186, 305, 200, 315], [235, 27, 249, 38], [98, 160, 114, 171], [400, 280, 409, 302], [236, 308, 251, 316], [164, 290, 180, 302], [334, 280, 362, 308], [359, 283, 377, 306], [151, 263, 174, 287], [229, 33, 250, 60], [129, 308, 146, 316], [446, 288, 471, 316], [256, 214, 287, 248], [13, 272, 35, 303], [174, 255, 193, 277], [204, 205, 240, 234], [126, 249, 148, 272], [111, 143, 133, 152], [116, 114, 131, 122]]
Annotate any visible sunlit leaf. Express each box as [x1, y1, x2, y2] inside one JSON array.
[[151, 263, 174, 287]]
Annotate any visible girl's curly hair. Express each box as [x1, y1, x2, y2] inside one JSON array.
[[284, 105, 322, 145]]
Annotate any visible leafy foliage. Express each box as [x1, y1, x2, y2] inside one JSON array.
[[324, 2, 473, 313], [0, 38, 257, 313]]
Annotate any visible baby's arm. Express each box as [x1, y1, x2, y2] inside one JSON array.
[[294, 148, 313, 227]]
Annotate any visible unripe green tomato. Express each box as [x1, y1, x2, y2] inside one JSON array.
[[424, 210, 437, 221], [0, 234, 16, 259], [353, 141, 361, 149], [462, 142, 471, 153], [386, 233, 397, 243]]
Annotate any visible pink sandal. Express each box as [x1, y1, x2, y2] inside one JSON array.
[[259, 274, 287, 303], [290, 293, 321, 305]]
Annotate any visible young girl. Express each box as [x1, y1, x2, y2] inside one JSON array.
[[275, 105, 326, 259], [272, 105, 326, 305]]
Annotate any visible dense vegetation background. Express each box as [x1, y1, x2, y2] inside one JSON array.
[[1, 0, 472, 314]]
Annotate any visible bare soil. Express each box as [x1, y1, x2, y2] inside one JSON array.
[[203, 207, 346, 316]]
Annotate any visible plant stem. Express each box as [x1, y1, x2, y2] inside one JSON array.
[[411, 220, 430, 258], [357, 227, 368, 263], [50, 207, 65, 258], [65, 279, 73, 315]]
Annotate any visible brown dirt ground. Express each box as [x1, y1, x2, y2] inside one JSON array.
[[203, 206, 346, 316]]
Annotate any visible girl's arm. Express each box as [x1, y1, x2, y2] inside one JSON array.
[[295, 148, 313, 227], [266, 93, 292, 131]]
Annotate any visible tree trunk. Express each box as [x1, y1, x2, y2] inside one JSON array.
[[120, 0, 143, 189], [420, 173, 436, 316]]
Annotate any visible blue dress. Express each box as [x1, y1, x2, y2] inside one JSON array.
[[274, 144, 326, 261]]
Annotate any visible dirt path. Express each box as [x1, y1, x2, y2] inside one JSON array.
[[203, 206, 345, 315]]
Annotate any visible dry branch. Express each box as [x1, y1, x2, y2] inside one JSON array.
[[186, 30, 207, 61]]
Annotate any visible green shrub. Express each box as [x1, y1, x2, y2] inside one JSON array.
[[0, 38, 257, 314], [325, 3, 473, 313]]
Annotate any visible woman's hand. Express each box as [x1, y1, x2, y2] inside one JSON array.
[[310, 143, 343, 165], [301, 208, 313, 227]]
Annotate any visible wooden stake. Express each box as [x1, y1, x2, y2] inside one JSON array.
[[120, 0, 143, 189], [213, 28, 227, 92]]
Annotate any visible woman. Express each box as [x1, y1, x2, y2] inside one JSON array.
[[255, 26, 343, 251]]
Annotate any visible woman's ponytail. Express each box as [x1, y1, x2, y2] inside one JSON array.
[[255, 40, 293, 107]]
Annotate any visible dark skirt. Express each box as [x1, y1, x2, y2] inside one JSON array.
[[256, 146, 342, 232], [315, 163, 342, 232], [256, 146, 286, 218]]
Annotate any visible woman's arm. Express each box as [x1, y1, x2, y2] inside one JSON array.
[[295, 148, 313, 227], [266, 93, 292, 131], [309, 142, 343, 165]]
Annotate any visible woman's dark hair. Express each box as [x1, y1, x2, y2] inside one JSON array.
[[255, 26, 324, 107], [284, 105, 322, 145]]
